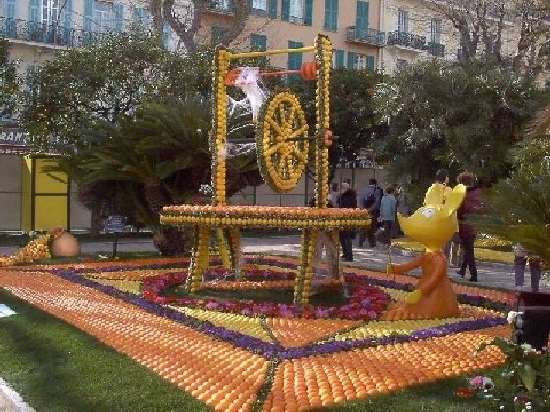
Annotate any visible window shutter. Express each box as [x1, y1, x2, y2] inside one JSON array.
[[6, 0, 15, 19], [83, 0, 93, 31], [63, 0, 73, 28], [398, 9, 408, 33], [366, 55, 375, 71], [356, 1, 368, 35], [303, 0, 313, 25], [28, 0, 40, 22], [114, 3, 124, 32], [324, 0, 338, 31], [248, 0, 253, 10], [347, 51, 357, 69], [288, 40, 303, 70], [163, 22, 171, 48], [269, 0, 277, 18], [334, 49, 344, 69], [281, 0, 289, 21]]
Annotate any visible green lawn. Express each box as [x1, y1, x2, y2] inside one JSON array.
[[0, 288, 499, 412], [0, 289, 207, 412]]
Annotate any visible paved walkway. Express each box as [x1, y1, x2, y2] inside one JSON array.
[[0, 235, 546, 292]]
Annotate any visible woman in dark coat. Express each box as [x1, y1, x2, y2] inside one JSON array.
[[457, 172, 482, 282], [338, 182, 357, 261]]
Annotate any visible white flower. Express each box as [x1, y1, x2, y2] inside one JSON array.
[[521, 343, 536, 354], [507, 311, 518, 324]]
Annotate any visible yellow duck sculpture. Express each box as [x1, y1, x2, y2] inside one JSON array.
[[382, 184, 466, 320]]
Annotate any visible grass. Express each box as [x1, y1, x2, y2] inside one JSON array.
[[0, 286, 505, 411], [168, 285, 348, 306], [393, 238, 514, 265], [0, 289, 207, 412], [318, 371, 499, 412]]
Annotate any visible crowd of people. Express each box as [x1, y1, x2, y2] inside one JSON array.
[[328, 170, 541, 291]]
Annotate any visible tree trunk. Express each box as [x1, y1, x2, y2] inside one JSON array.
[[153, 226, 191, 256]]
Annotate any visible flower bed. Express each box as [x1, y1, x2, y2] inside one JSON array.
[[0, 255, 515, 412], [141, 267, 390, 320]]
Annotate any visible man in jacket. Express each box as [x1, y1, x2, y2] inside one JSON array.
[[358, 178, 383, 248], [338, 182, 357, 261]]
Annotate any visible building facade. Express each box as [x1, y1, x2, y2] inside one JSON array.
[[0, 0, 530, 231]]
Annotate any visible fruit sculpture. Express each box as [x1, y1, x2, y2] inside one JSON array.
[[160, 35, 372, 305], [383, 185, 467, 320]]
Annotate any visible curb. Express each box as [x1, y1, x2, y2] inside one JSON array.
[[0, 378, 35, 412]]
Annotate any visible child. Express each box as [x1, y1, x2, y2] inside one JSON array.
[[379, 186, 397, 245], [514, 244, 541, 292]]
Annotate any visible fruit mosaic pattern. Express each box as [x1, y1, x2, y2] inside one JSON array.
[[0, 255, 514, 411]]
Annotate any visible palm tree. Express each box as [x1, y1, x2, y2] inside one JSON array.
[[473, 105, 550, 266], [60, 99, 260, 255]]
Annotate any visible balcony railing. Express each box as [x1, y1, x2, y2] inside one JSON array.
[[387, 31, 426, 51], [207, 1, 233, 14], [346, 26, 385, 47], [0, 17, 110, 48]]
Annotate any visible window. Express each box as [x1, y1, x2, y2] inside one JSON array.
[[95, 1, 113, 33], [366, 55, 375, 71], [288, 40, 303, 70], [289, 0, 303, 21], [114, 3, 124, 33], [396, 58, 408, 70], [356, 1, 369, 35], [251, 33, 266, 51], [163, 22, 171, 49], [28, 0, 41, 22], [211, 26, 228, 45], [303, 0, 312, 25], [430, 18, 441, 44], [397, 9, 408, 33], [324, 0, 338, 31], [347, 52, 374, 70], [42, 0, 60, 25], [269, 0, 277, 18], [252, 0, 267, 11], [332, 49, 345, 69]]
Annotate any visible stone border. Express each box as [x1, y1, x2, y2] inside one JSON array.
[[0, 377, 35, 412]]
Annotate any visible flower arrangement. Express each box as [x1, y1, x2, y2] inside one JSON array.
[[256, 91, 309, 193], [160, 205, 371, 229], [0, 228, 64, 266], [457, 336, 550, 411], [141, 267, 390, 320]]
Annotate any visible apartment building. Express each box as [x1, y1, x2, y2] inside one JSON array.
[[0, 1, 529, 230], [380, 0, 521, 73], [203, 0, 383, 70]]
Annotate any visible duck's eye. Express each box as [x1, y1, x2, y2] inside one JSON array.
[[421, 208, 436, 218]]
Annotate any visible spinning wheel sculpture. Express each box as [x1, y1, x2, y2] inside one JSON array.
[[257, 92, 309, 192], [161, 35, 372, 305]]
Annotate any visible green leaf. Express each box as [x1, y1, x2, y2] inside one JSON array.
[[519, 363, 537, 392]]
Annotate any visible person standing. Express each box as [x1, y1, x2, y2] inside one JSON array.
[[457, 172, 481, 282], [380, 186, 397, 245], [513, 244, 542, 292], [338, 182, 357, 261], [359, 178, 383, 248], [328, 183, 339, 208], [424, 169, 452, 206]]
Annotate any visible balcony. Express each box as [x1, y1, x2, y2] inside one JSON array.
[[387, 31, 426, 52], [0, 17, 109, 49], [346, 26, 385, 47]]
